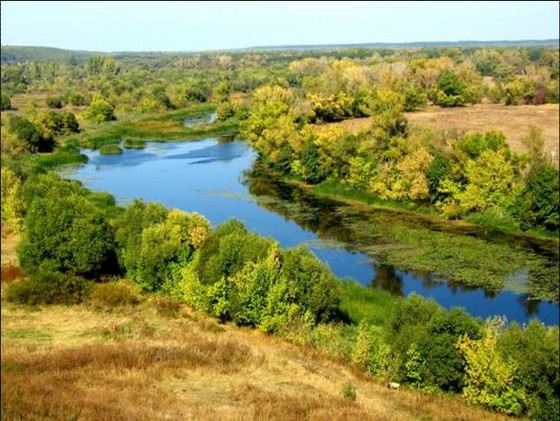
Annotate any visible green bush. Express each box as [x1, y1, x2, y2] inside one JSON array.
[[114, 200, 168, 271], [18, 177, 116, 277], [403, 85, 427, 111], [123, 138, 146, 149], [46, 95, 63, 109], [457, 131, 507, 159], [458, 320, 527, 416], [229, 246, 281, 326], [99, 145, 123, 155], [426, 153, 451, 203], [88, 280, 141, 307], [114, 202, 210, 291], [7, 271, 92, 305], [1, 92, 12, 110], [341, 382, 357, 400]]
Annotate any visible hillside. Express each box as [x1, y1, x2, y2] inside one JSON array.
[[0, 225, 508, 421]]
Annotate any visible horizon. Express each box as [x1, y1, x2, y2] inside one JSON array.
[[2, 37, 559, 55], [1, 1, 559, 52]]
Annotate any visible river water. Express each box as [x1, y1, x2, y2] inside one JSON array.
[[63, 139, 559, 325]]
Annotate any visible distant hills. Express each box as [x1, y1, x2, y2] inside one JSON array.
[[249, 39, 560, 51], [2, 39, 559, 63]]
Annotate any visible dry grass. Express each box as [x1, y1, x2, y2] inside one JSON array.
[[1, 292, 509, 421], [334, 103, 560, 163]]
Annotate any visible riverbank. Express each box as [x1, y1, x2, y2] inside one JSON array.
[[245, 166, 559, 304]]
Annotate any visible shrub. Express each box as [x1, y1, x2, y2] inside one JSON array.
[[1, 167, 24, 231], [6, 271, 92, 305], [341, 382, 357, 401], [123, 138, 146, 149], [114, 200, 168, 271], [1, 92, 12, 110], [427, 153, 451, 203], [46, 96, 63, 109], [152, 295, 182, 317], [115, 203, 210, 291], [88, 280, 141, 307], [403, 85, 427, 111], [99, 145, 123, 155], [457, 131, 507, 159], [516, 162, 559, 231], [41, 111, 80, 139]]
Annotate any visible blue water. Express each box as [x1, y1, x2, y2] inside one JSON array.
[[63, 139, 559, 325]]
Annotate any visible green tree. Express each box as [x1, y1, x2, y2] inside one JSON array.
[[435, 70, 465, 107], [195, 220, 274, 285], [498, 321, 560, 420], [416, 308, 482, 391], [18, 193, 115, 277]]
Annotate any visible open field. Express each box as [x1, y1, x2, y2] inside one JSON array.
[[334, 104, 560, 163]]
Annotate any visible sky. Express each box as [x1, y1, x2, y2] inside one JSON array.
[[1, 1, 559, 52]]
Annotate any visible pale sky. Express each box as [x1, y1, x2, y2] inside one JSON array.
[[1, 1, 559, 52]]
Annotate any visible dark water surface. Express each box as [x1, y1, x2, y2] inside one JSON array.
[[63, 139, 559, 325]]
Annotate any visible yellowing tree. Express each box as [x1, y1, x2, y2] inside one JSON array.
[[458, 321, 527, 415], [439, 149, 518, 216]]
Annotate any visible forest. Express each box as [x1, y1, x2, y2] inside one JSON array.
[[1, 43, 559, 420]]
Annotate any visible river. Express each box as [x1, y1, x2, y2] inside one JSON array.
[[62, 139, 559, 325]]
